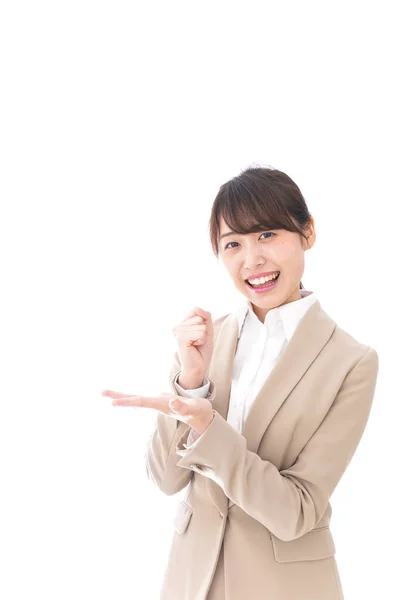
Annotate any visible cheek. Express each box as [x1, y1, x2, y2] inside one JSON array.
[[274, 242, 303, 263], [220, 257, 237, 279]]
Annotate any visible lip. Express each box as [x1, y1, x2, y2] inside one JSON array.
[[244, 270, 280, 282]]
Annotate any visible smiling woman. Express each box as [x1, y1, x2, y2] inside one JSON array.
[[140, 166, 379, 599]]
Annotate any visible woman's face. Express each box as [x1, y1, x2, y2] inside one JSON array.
[[218, 215, 316, 321]]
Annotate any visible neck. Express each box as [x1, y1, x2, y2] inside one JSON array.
[[251, 286, 308, 323]]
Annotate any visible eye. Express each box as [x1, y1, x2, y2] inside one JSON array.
[[224, 231, 275, 250], [259, 231, 275, 240]]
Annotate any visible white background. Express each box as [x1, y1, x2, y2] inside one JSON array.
[[1, 1, 398, 598]]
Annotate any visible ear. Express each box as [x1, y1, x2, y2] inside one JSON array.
[[303, 216, 316, 250]]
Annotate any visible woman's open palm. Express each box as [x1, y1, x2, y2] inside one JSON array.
[[101, 389, 213, 429]]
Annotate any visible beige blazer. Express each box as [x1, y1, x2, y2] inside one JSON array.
[[145, 298, 379, 600]]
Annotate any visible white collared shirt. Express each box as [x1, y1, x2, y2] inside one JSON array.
[[174, 291, 318, 448]]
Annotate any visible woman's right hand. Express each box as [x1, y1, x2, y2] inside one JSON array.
[[172, 306, 214, 380]]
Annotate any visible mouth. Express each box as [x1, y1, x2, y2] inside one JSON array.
[[245, 271, 281, 292]]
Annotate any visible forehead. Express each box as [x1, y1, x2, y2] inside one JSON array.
[[218, 216, 261, 240]]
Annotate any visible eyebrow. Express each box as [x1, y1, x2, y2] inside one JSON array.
[[219, 230, 240, 241], [219, 228, 270, 241]]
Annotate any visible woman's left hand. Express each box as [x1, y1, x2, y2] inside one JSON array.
[[101, 389, 214, 435]]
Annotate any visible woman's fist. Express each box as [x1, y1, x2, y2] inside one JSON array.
[[172, 306, 214, 379]]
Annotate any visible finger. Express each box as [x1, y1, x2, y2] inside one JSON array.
[[102, 390, 137, 398], [175, 322, 206, 340], [182, 306, 209, 322], [112, 393, 172, 410], [181, 316, 205, 326], [197, 309, 213, 332], [179, 324, 206, 332], [191, 308, 212, 334], [112, 396, 144, 407]]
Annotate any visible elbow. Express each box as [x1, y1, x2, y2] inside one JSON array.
[[268, 490, 320, 541], [144, 457, 186, 497], [159, 482, 181, 496], [268, 522, 305, 542]]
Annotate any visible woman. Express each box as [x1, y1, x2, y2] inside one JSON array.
[[103, 166, 379, 599]]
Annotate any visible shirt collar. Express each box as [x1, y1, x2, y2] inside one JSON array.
[[234, 289, 318, 343]]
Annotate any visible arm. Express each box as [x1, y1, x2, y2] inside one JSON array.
[[175, 347, 379, 540], [144, 350, 211, 495]]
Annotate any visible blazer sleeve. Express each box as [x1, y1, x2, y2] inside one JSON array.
[[174, 375, 211, 448], [175, 347, 379, 541], [144, 350, 212, 495]]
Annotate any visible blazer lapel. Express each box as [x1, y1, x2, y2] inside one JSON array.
[[204, 299, 337, 515]]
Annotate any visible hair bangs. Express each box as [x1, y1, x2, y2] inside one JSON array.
[[213, 176, 301, 251]]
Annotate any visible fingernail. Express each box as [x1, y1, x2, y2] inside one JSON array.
[[170, 400, 181, 409]]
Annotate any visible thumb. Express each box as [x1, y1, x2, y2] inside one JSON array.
[[169, 396, 203, 417], [169, 398, 183, 411]]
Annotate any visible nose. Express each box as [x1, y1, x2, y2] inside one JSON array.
[[245, 255, 265, 270]]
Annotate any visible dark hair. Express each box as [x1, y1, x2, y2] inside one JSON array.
[[208, 165, 313, 290]]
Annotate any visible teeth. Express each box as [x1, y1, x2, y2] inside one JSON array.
[[248, 272, 279, 285]]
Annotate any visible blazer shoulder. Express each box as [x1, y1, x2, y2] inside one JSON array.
[[330, 323, 379, 370]]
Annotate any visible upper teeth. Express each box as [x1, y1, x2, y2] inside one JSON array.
[[248, 272, 279, 284]]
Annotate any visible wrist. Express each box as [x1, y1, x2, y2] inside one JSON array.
[[178, 370, 206, 390], [190, 408, 214, 435]]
